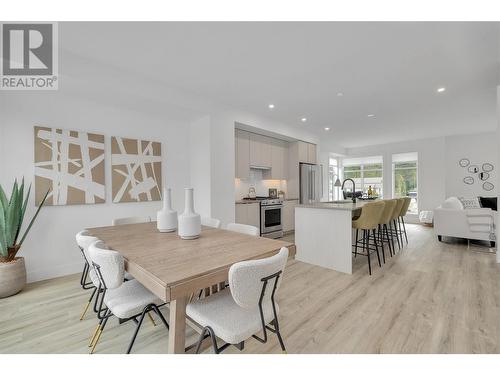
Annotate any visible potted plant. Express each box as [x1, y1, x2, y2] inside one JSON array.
[[0, 179, 48, 298]]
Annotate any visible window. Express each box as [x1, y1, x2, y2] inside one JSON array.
[[392, 152, 418, 214], [342, 156, 383, 197], [328, 157, 340, 201]]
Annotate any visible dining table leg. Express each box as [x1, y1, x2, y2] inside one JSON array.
[[168, 295, 188, 354]]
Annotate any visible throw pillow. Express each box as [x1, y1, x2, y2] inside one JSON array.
[[479, 196, 497, 211], [458, 197, 481, 209]]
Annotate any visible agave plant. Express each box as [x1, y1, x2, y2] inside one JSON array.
[[0, 178, 49, 263]]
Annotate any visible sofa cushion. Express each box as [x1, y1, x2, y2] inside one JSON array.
[[458, 197, 481, 209], [441, 197, 463, 210], [479, 196, 497, 211]]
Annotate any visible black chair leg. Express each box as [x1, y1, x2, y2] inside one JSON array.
[[365, 230, 372, 275], [126, 307, 148, 354], [195, 326, 220, 354], [273, 318, 286, 352], [354, 229, 359, 257], [401, 217, 408, 244], [398, 218, 404, 246], [373, 229, 381, 267], [384, 224, 393, 257], [80, 287, 97, 321], [151, 305, 170, 330], [393, 220, 401, 250], [378, 225, 386, 264]]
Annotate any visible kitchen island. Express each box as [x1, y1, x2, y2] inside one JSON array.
[[295, 201, 371, 274]]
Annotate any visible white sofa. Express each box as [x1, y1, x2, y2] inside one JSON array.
[[434, 197, 496, 245]]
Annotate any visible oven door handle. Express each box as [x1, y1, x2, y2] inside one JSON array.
[[262, 205, 283, 209]]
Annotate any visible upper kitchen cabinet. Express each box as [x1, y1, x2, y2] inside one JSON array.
[[235, 129, 250, 179], [307, 143, 317, 164], [297, 141, 317, 164], [271, 138, 288, 180], [249, 133, 272, 168]]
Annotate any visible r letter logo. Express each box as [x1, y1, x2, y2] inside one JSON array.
[[1, 22, 58, 90]]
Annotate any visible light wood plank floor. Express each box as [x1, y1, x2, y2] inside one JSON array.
[[1, 224, 499, 354]]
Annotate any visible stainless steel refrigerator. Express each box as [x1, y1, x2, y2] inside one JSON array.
[[299, 163, 323, 204]]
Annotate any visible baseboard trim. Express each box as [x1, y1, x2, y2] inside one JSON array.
[[27, 261, 83, 283]]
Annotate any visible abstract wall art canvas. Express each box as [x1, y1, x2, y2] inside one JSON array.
[[111, 136, 162, 203], [34, 126, 106, 206]]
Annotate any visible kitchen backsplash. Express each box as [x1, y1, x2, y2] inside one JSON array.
[[235, 169, 287, 200]]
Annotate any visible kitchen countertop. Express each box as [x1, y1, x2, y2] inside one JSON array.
[[296, 201, 372, 211], [235, 197, 299, 204], [235, 199, 261, 204]]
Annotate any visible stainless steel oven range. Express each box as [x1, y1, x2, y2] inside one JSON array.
[[260, 198, 283, 239]]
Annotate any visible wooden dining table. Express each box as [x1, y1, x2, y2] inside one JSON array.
[[86, 222, 296, 354]]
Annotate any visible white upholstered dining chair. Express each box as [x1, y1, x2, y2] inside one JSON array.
[[112, 216, 151, 226], [87, 240, 169, 354], [226, 223, 260, 236], [187, 247, 289, 354], [75, 230, 101, 320], [201, 217, 221, 229]]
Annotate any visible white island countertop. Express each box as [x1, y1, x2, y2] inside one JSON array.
[[295, 200, 379, 274], [297, 200, 375, 211]]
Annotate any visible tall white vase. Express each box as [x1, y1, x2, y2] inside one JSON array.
[[157, 188, 178, 233], [178, 188, 201, 239]]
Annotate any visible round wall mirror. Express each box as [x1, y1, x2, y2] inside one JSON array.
[[468, 165, 479, 173], [482, 163, 494, 172], [459, 158, 470, 167], [483, 182, 494, 191], [463, 176, 474, 185], [479, 172, 490, 181]]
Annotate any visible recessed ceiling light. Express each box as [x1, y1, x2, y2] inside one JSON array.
[[437, 87, 446, 93], [268, 104, 275, 109], [301, 117, 307, 123], [337, 92, 344, 97], [324, 127, 330, 131], [367, 114, 376, 118]]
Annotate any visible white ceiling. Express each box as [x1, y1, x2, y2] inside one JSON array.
[[61, 22, 500, 148]]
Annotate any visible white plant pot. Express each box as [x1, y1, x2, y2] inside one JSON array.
[[157, 188, 178, 232], [178, 188, 201, 240]]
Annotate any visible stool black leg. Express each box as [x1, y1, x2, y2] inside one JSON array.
[[373, 229, 381, 267], [354, 229, 359, 257], [393, 220, 401, 250], [378, 225, 386, 264], [401, 216, 408, 244], [384, 224, 393, 257], [365, 229, 372, 275]]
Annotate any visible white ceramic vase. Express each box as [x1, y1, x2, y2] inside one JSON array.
[[157, 188, 178, 233], [178, 188, 201, 240]]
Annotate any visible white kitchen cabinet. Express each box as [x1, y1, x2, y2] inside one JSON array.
[[271, 138, 287, 180], [249, 133, 272, 168], [298, 141, 309, 163], [297, 141, 317, 164], [235, 203, 260, 230], [247, 203, 260, 229], [307, 143, 317, 164], [235, 129, 250, 179], [283, 199, 298, 232], [235, 204, 247, 224]]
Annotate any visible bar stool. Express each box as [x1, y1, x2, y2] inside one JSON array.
[[352, 201, 386, 275], [377, 199, 398, 261], [398, 197, 412, 245], [389, 198, 405, 251]]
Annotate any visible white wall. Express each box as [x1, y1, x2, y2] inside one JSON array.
[[343, 132, 498, 222], [497, 86, 500, 263], [235, 169, 287, 200], [345, 136, 447, 215], [0, 38, 320, 282], [445, 132, 497, 198], [0, 92, 196, 282]]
